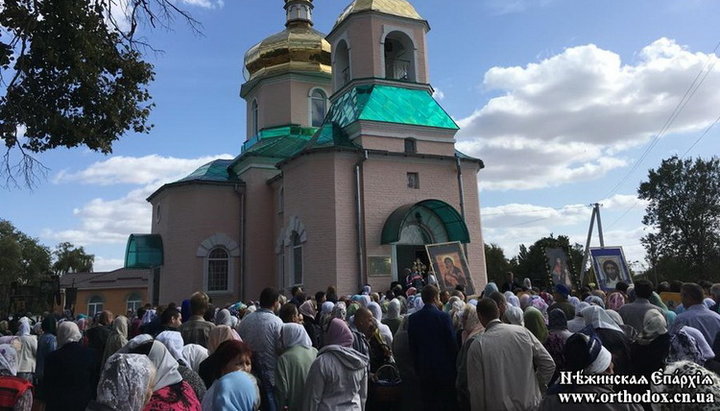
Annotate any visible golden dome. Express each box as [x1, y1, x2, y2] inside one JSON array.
[[334, 0, 424, 28], [243, 2, 331, 83]]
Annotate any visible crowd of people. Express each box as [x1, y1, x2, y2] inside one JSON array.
[[1, 274, 720, 411]]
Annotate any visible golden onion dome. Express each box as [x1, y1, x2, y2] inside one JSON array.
[[243, 1, 331, 82], [334, 0, 424, 28]]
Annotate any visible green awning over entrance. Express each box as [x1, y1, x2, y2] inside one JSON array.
[[381, 200, 470, 244], [125, 234, 163, 269]]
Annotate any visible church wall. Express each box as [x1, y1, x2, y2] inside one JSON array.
[[332, 153, 364, 295], [282, 152, 343, 295], [337, 14, 429, 84], [244, 81, 292, 137], [369, 15, 429, 84], [460, 161, 488, 292], [238, 168, 280, 301], [150, 184, 241, 305], [289, 78, 332, 127], [361, 155, 487, 293], [356, 135, 455, 157]]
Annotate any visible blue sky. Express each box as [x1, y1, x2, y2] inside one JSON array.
[[2, 0, 720, 273]]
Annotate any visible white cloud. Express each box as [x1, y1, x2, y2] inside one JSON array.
[[93, 257, 125, 272], [45, 153, 233, 246], [458, 38, 720, 191], [484, 0, 556, 15], [54, 154, 229, 186], [432, 88, 445, 100], [177, 0, 225, 8], [599, 194, 649, 210]]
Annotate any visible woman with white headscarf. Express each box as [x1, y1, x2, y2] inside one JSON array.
[[539, 332, 643, 411], [87, 353, 156, 411], [15, 320, 36, 383], [182, 344, 209, 373], [367, 302, 393, 346], [582, 305, 632, 377], [629, 309, 671, 398], [0, 343, 33, 411], [156, 331, 207, 402], [275, 323, 317, 411], [214, 309, 234, 327], [128, 339, 201, 410], [382, 299, 403, 336], [102, 315, 129, 366], [44, 321, 100, 411], [504, 291, 520, 308], [502, 305, 524, 326]]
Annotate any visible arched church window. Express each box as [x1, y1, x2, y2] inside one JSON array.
[[207, 248, 229, 291], [334, 40, 350, 89], [292, 231, 303, 286], [310, 89, 327, 127], [252, 99, 259, 136], [384, 31, 416, 81]]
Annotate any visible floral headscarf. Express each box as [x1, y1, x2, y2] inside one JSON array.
[[0, 344, 18, 376], [97, 354, 156, 411], [606, 292, 625, 311]]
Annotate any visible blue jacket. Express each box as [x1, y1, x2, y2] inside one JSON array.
[[407, 304, 457, 387]]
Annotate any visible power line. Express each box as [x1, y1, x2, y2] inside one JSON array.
[[606, 108, 720, 230], [482, 204, 588, 217], [601, 40, 720, 199], [681, 111, 720, 157]]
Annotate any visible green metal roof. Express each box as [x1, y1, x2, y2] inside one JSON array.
[[125, 234, 163, 269], [327, 84, 459, 130], [176, 159, 238, 183], [241, 125, 317, 156], [381, 199, 470, 244]]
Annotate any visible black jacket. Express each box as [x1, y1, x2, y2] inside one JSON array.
[[43, 342, 99, 411]]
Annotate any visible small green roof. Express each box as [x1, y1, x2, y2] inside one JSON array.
[[176, 159, 238, 183], [237, 125, 317, 160], [327, 84, 459, 130], [125, 234, 163, 269], [381, 199, 470, 244]]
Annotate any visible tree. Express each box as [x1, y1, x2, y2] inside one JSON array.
[[484, 243, 511, 285], [0, 219, 51, 286], [0, 0, 199, 188], [52, 242, 94, 275], [514, 234, 584, 290], [638, 156, 720, 282]]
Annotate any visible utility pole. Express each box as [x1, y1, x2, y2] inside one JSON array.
[[580, 203, 605, 285]]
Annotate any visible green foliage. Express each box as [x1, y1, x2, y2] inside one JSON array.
[[484, 243, 511, 285], [513, 234, 584, 290], [0, 0, 200, 188], [52, 242, 94, 275], [0, 219, 51, 285], [639, 156, 720, 282]]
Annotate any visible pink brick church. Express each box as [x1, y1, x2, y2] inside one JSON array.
[[128, 0, 488, 306]]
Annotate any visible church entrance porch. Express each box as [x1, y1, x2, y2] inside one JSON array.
[[382, 199, 470, 283]]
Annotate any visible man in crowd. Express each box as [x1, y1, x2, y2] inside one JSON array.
[[86, 310, 113, 373], [618, 279, 661, 333], [408, 285, 458, 410], [710, 283, 720, 314], [673, 282, 720, 354], [467, 298, 555, 411], [238, 287, 283, 411], [548, 284, 575, 320], [354, 307, 392, 373], [500, 271, 518, 293], [179, 291, 215, 347]]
